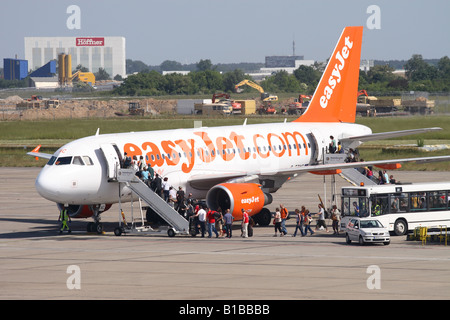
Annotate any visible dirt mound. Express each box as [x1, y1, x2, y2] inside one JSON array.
[[0, 98, 177, 121]]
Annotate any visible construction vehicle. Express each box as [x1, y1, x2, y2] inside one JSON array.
[[286, 94, 311, 115], [43, 99, 60, 109], [212, 93, 242, 114], [235, 80, 278, 114], [128, 102, 145, 116], [16, 95, 42, 110], [401, 92, 435, 115], [234, 80, 278, 102], [70, 70, 96, 86]]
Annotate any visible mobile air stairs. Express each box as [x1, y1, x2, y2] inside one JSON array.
[[324, 153, 378, 187], [114, 168, 189, 237]]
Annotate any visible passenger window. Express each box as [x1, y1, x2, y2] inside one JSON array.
[[72, 156, 84, 165]]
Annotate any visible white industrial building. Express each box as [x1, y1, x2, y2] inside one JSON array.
[[24, 36, 126, 78]]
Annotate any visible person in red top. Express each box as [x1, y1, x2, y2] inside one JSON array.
[[207, 209, 219, 238], [241, 209, 249, 238]]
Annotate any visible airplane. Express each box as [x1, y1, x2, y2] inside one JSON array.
[[29, 26, 450, 233]]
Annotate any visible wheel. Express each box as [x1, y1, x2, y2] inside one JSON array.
[[345, 233, 352, 244], [383, 241, 390, 245], [254, 208, 271, 226], [394, 219, 407, 236], [95, 222, 103, 234], [167, 228, 176, 237], [87, 222, 94, 233], [359, 236, 365, 245], [114, 227, 122, 236]]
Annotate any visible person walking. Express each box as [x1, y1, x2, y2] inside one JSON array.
[[303, 210, 314, 236], [280, 204, 288, 235], [315, 203, 329, 232], [241, 209, 249, 238], [292, 207, 305, 237], [207, 208, 219, 238], [273, 208, 283, 237], [330, 204, 341, 235], [58, 205, 71, 234], [194, 205, 207, 237], [223, 209, 234, 238]]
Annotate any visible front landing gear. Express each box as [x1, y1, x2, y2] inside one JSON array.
[[87, 222, 104, 234], [87, 205, 104, 234]]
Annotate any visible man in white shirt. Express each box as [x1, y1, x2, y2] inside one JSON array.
[[194, 205, 207, 237]]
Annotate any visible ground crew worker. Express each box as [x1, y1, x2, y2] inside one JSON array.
[[58, 205, 71, 234]]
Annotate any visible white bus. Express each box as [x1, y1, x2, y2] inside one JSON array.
[[340, 182, 450, 236]]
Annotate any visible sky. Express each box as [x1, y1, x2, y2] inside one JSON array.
[[1, 0, 449, 66]]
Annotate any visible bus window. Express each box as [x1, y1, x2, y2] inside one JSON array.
[[370, 195, 389, 216], [410, 192, 426, 211], [391, 193, 408, 213], [428, 191, 447, 211], [341, 197, 369, 217]]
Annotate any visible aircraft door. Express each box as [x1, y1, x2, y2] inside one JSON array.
[[307, 129, 325, 164], [100, 143, 121, 180]]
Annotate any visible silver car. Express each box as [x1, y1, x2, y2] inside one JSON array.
[[345, 217, 390, 245]]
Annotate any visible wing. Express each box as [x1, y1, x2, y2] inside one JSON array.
[[340, 127, 442, 144], [27, 145, 53, 160], [261, 155, 450, 177]]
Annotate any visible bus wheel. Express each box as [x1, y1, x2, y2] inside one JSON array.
[[394, 219, 407, 236]]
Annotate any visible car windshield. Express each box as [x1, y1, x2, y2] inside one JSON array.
[[360, 220, 383, 229]]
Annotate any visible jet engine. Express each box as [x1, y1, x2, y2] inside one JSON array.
[[206, 183, 272, 223], [56, 203, 112, 218]]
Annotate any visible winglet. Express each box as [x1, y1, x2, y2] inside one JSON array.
[[32, 145, 41, 160], [294, 26, 363, 123], [27, 144, 53, 160]]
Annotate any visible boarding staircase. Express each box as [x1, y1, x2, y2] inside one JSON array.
[[324, 153, 378, 186], [116, 169, 189, 234]]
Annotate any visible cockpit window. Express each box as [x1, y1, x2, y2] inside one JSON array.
[[47, 156, 57, 166], [55, 156, 72, 165], [83, 156, 94, 165], [72, 156, 84, 165]]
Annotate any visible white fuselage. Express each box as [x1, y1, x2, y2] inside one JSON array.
[[35, 121, 371, 205]]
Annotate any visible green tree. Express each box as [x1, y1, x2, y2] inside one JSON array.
[[196, 59, 213, 71], [404, 54, 437, 81], [223, 69, 246, 92]]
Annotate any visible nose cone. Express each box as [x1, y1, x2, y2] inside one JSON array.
[[35, 168, 60, 202]]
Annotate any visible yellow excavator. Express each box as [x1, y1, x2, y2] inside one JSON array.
[[235, 80, 278, 114], [234, 79, 278, 102]]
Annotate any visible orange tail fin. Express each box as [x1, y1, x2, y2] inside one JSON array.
[[294, 26, 363, 123]]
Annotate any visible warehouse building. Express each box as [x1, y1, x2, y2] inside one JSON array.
[[24, 36, 126, 78]]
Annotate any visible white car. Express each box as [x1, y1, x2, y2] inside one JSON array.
[[345, 217, 390, 245]]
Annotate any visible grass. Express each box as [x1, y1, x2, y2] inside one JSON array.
[[1, 115, 450, 168]]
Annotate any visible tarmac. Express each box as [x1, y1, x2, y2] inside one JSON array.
[[1, 167, 450, 301]]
